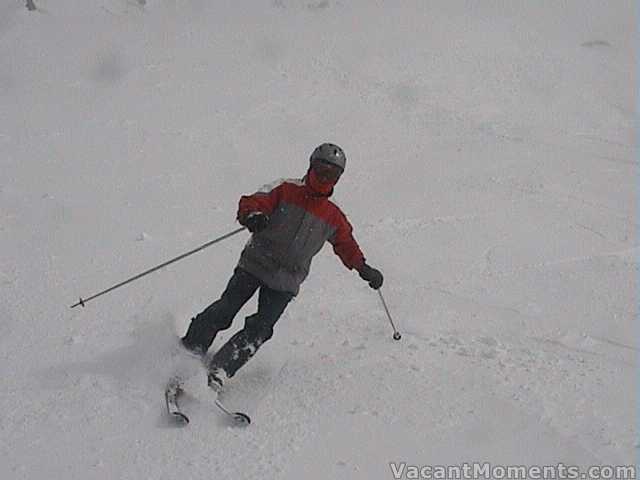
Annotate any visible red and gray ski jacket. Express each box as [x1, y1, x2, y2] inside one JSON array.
[[236, 176, 365, 295]]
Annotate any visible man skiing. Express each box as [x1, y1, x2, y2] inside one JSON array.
[[181, 143, 384, 391]]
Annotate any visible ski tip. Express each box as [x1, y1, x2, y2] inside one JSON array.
[[233, 412, 251, 426], [170, 412, 190, 425]]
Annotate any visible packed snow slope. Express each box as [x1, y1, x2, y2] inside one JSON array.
[[1, 1, 636, 479]]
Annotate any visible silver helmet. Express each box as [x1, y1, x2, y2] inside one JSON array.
[[309, 143, 346, 172]]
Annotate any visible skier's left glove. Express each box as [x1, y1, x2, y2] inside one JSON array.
[[358, 262, 384, 290]]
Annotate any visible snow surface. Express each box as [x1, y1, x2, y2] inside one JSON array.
[[1, 1, 636, 479]]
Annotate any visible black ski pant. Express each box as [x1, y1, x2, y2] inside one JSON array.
[[182, 267, 294, 378]]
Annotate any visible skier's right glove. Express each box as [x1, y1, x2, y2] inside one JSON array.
[[240, 212, 270, 233], [358, 262, 384, 290]]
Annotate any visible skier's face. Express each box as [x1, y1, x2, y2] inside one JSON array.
[[311, 160, 343, 183]]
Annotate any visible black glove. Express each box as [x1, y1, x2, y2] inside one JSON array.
[[358, 262, 383, 289], [241, 212, 270, 233]]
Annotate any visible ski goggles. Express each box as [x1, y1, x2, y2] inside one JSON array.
[[311, 159, 343, 182]]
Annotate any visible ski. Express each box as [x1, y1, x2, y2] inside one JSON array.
[[208, 370, 251, 425], [164, 377, 250, 426], [165, 378, 189, 425], [213, 395, 251, 425]]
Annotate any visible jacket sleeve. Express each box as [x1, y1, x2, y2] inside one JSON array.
[[237, 179, 284, 221], [329, 210, 366, 271]]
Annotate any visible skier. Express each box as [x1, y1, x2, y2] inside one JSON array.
[[180, 143, 384, 391]]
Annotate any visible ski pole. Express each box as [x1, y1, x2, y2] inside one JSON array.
[[377, 289, 401, 340], [70, 226, 246, 309]]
